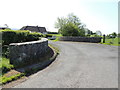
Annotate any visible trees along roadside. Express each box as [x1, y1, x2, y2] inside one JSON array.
[[54, 13, 85, 36]]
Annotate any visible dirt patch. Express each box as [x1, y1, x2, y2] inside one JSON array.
[[4, 70, 21, 78]]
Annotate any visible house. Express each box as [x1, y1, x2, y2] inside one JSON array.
[[20, 26, 47, 34]]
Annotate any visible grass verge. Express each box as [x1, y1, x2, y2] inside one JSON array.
[[0, 73, 24, 85], [0, 44, 60, 85], [100, 37, 120, 46], [0, 57, 14, 76], [0, 57, 25, 85], [48, 44, 59, 54]]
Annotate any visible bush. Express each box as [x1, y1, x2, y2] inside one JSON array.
[[86, 34, 91, 37], [44, 34, 53, 38], [0, 57, 13, 74], [90, 34, 102, 37], [60, 22, 80, 36], [0, 30, 42, 45], [47, 32, 58, 34], [26, 32, 42, 41]]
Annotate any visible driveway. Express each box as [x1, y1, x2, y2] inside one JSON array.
[[13, 41, 118, 88]]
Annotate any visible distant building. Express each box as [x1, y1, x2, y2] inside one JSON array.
[[0, 24, 10, 30], [95, 31, 102, 36], [0, 27, 9, 30], [20, 26, 47, 34]]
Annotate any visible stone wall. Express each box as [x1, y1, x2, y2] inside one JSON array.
[[59, 36, 102, 43], [9, 38, 48, 68]]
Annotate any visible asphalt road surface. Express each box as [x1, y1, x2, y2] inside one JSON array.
[[13, 41, 118, 88]]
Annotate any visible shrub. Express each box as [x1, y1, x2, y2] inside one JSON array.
[[44, 34, 53, 38], [26, 32, 42, 41], [0, 30, 42, 45], [86, 34, 91, 37], [60, 22, 80, 36], [47, 32, 58, 34], [90, 34, 102, 37], [2, 45, 9, 58], [0, 57, 14, 74]]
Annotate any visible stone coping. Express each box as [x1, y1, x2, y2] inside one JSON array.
[[9, 38, 48, 46]]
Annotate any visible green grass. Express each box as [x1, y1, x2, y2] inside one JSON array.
[[0, 57, 25, 85], [48, 34, 62, 42], [0, 57, 13, 69], [48, 34, 62, 37], [48, 44, 60, 54], [52, 37, 60, 42], [0, 73, 24, 84], [0, 57, 13, 75], [101, 37, 120, 46]]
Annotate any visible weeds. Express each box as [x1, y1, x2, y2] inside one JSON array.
[[0, 73, 24, 84]]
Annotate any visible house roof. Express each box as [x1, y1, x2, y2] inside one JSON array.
[[0, 25, 8, 30], [20, 26, 47, 33]]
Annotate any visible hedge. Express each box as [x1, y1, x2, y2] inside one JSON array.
[[0, 30, 42, 45], [47, 31, 58, 34], [44, 34, 53, 38]]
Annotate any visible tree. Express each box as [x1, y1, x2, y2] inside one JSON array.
[[111, 32, 117, 38], [60, 22, 79, 36], [55, 13, 85, 36], [54, 17, 67, 32], [118, 33, 120, 37], [67, 13, 81, 27], [95, 30, 102, 36], [85, 29, 93, 35]]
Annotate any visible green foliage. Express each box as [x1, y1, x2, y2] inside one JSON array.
[[48, 44, 59, 54], [118, 33, 120, 37], [111, 32, 117, 38], [0, 30, 42, 45], [60, 22, 80, 36], [55, 17, 67, 32], [86, 34, 91, 37], [0, 57, 13, 75], [0, 73, 24, 84], [26, 32, 42, 41], [47, 32, 58, 34], [44, 34, 53, 38], [106, 32, 117, 39], [2, 45, 9, 58], [101, 37, 120, 46], [55, 13, 85, 36], [48, 34, 62, 37], [90, 34, 102, 37]]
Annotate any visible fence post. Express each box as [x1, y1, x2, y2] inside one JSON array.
[[103, 34, 105, 43]]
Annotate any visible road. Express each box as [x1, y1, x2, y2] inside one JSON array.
[[13, 41, 118, 88]]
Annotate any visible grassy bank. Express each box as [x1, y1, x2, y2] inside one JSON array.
[[0, 57, 25, 85], [0, 57, 13, 75], [101, 37, 120, 46]]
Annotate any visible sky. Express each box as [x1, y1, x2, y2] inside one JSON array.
[[0, 0, 118, 35]]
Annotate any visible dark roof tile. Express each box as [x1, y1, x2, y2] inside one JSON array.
[[20, 26, 47, 33]]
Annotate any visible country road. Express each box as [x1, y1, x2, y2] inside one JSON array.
[[13, 41, 118, 88]]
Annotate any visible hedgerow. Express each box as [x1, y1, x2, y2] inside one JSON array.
[[0, 29, 42, 45]]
